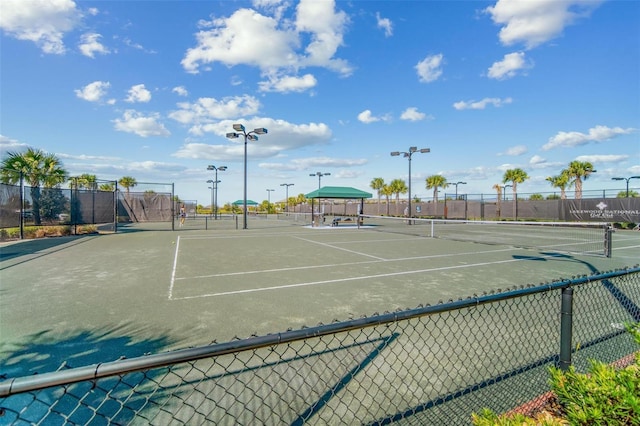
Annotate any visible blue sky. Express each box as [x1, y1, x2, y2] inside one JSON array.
[[1, 0, 639, 204]]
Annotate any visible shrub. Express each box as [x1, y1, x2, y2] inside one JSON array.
[[472, 323, 640, 425]]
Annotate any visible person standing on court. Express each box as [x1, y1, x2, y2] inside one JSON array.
[[179, 204, 186, 227]]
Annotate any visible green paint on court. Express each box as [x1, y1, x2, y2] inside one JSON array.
[[1, 221, 639, 377]]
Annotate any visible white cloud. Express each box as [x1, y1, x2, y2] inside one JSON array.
[[485, 0, 604, 49], [260, 156, 368, 172], [376, 12, 393, 37], [169, 95, 262, 133], [258, 73, 317, 93], [400, 107, 427, 122], [453, 97, 513, 110], [415, 53, 444, 83], [0, 0, 82, 54], [74, 80, 111, 102], [499, 145, 527, 156], [543, 125, 636, 150], [488, 52, 531, 80], [575, 154, 629, 163], [172, 118, 333, 160], [113, 110, 170, 137], [181, 1, 352, 79], [0, 134, 29, 151], [357, 110, 391, 124], [172, 86, 189, 97], [125, 84, 152, 103], [78, 32, 110, 58]]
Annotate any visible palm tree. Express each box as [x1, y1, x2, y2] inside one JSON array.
[[502, 168, 529, 200], [0, 148, 68, 225], [546, 170, 570, 200], [74, 173, 98, 190], [425, 175, 448, 203], [492, 183, 502, 217], [99, 182, 115, 192], [370, 177, 385, 214], [389, 178, 407, 215], [381, 184, 393, 215], [118, 176, 137, 194], [566, 161, 596, 199]]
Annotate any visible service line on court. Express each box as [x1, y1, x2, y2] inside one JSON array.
[[168, 236, 181, 300], [291, 235, 387, 260], [170, 251, 566, 301], [173, 246, 521, 281]]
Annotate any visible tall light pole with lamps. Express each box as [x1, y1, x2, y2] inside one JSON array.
[[502, 184, 512, 201], [391, 147, 430, 223], [206, 180, 215, 217], [280, 183, 294, 214], [207, 165, 226, 219], [266, 188, 274, 206], [612, 176, 640, 197], [452, 181, 467, 200], [310, 172, 330, 189], [226, 124, 268, 229]]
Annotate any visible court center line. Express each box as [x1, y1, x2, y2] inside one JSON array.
[[168, 236, 181, 300], [171, 254, 557, 301], [174, 246, 523, 281], [291, 235, 387, 260]]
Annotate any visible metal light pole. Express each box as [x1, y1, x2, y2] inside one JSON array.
[[266, 188, 274, 205], [391, 147, 430, 223], [206, 180, 215, 217], [453, 181, 467, 200], [280, 183, 294, 214], [310, 172, 330, 189], [502, 184, 512, 201], [612, 176, 640, 197], [226, 124, 267, 229], [207, 165, 226, 219]]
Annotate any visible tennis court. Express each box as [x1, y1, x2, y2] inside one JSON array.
[[1, 217, 639, 377]]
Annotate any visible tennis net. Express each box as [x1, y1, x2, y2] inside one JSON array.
[[360, 215, 613, 257]]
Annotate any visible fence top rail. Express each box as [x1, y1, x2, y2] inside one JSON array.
[[1, 266, 638, 398]]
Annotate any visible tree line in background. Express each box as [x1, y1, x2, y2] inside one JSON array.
[[0, 148, 142, 225], [1, 149, 637, 223], [369, 160, 632, 205]]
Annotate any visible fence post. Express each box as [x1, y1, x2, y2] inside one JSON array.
[[559, 287, 574, 371], [605, 226, 613, 258]]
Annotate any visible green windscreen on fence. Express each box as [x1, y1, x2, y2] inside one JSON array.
[[360, 215, 611, 256]]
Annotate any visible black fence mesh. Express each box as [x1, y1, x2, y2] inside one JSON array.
[[1, 268, 638, 425]]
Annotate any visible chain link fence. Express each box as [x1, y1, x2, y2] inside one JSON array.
[[1, 267, 639, 425]]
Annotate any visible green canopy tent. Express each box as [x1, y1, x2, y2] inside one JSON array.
[[231, 200, 259, 206], [305, 186, 372, 226], [231, 200, 259, 213]]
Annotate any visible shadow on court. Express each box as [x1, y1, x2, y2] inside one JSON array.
[[0, 324, 174, 379], [0, 235, 99, 270]]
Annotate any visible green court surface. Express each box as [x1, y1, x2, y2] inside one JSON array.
[[1, 219, 639, 377]]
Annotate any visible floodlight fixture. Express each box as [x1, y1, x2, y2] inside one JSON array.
[[612, 176, 640, 197], [226, 123, 268, 229], [390, 146, 431, 222], [311, 172, 330, 189]]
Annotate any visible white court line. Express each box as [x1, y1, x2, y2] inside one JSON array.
[[168, 236, 181, 300], [171, 253, 562, 301], [174, 246, 522, 281], [292, 235, 387, 260]]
